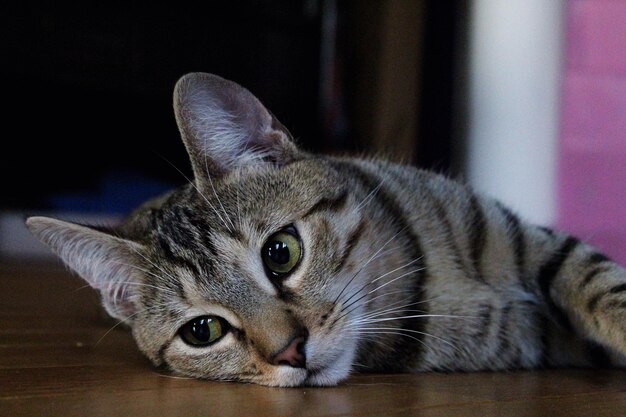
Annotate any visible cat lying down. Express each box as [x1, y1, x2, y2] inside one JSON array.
[[27, 73, 626, 387]]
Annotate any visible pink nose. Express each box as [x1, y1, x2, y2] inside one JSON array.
[[271, 336, 307, 368]]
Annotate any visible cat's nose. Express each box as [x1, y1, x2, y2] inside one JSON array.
[[270, 334, 307, 368]]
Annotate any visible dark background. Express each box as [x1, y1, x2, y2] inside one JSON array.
[[1, 1, 467, 215]]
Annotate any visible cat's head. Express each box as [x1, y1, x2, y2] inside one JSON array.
[[27, 73, 381, 386]]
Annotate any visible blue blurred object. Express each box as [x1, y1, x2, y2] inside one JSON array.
[[49, 171, 176, 215]]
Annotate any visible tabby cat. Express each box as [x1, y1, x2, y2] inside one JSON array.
[[27, 73, 626, 387]]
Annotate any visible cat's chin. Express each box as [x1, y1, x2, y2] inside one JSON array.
[[261, 364, 348, 388], [266, 366, 347, 387], [303, 344, 356, 387], [303, 366, 348, 387]]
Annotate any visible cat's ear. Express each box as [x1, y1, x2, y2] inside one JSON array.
[[173, 72, 303, 180], [26, 216, 143, 322]]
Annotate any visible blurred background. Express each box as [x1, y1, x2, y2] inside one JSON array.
[[1, 0, 624, 265]]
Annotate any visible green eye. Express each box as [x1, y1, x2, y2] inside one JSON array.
[[262, 227, 302, 276], [179, 316, 228, 346]]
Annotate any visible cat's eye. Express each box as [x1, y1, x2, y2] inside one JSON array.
[[179, 316, 229, 347], [262, 226, 302, 277]]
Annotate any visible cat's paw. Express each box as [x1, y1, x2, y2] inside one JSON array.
[[588, 281, 626, 355]]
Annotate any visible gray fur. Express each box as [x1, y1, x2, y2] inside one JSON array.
[[26, 73, 626, 386]]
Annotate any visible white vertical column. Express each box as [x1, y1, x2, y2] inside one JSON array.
[[467, 0, 564, 225]]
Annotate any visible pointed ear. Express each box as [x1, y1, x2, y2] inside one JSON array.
[[26, 216, 144, 321], [173, 72, 304, 181]]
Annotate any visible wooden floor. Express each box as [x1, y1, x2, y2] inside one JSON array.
[[1, 261, 625, 417]]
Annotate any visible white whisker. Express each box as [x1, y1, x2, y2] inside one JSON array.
[[111, 262, 179, 294], [339, 293, 414, 323], [162, 155, 233, 233], [340, 256, 423, 309], [235, 179, 243, 229], [202, 139, 236, 232], [350, 313, 476, 327], [95, 300, 175, 346], [333, 225, 410, 305], [355, 326, 462, 353], [350, 329, 433, 352], [122, 243, 180, 285], [355, 295, 444, 321], [338, 290, 411, 316], [339, 266, 425, 317], [353, 177, 385, 214]]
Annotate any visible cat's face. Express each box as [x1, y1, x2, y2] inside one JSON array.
[[26, 73, 385, 386], [129, 160, 369, 386]]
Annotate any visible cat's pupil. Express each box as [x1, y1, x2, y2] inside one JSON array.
[[267, 241, 290, 265], [191, 318, 211, 342]]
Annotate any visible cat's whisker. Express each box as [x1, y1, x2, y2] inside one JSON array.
[[339, 256, 423, 309], [235, 179, 243, 229], [336, 289, 412, 316], [349, 362, 371, 369], [350, 313, 478, 327], [118, 248, 187, 302], [350, 307, 427, 325], [346, 300, 474, 333], [338, 293, 416, 324], [368, 258, 422, 286], [122, 243, 180, 284], [94, 306, 152, 346], [110, 262, 180, 295], [355, 326, 463, 353], [344, 294, 450, 325], [350, 329, 434, 352], [352, 177, 385, 215], [350, 310, 430, 326], [354, 295, 444, 321], [332, 226, 409, 306], [109, 281, 179, 296], [202, 141, 236, 232], [161, 154, 233, 233], [348, 296, 448, 323], [154, 372, 194, 380], [71, 283, 94, 293], [94, 301, 173, 346], [339, 267, 426, 315], [347, 302, 417, 326]]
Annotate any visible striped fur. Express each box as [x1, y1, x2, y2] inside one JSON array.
[[27, 73, 626, 387]]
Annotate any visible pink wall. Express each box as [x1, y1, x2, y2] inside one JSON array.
[[559, 0, 626, 265]]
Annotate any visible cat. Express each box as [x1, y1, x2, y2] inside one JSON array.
[[27, 73, 626, 387]]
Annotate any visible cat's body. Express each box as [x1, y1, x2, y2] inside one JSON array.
[[27, 73, 626, 387]]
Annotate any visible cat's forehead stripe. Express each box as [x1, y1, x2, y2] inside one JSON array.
[[302, 191, 348, 219], [332, 217, 367, 275]]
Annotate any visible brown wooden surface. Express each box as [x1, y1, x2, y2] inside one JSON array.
[[1, 261, 625, 417]]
